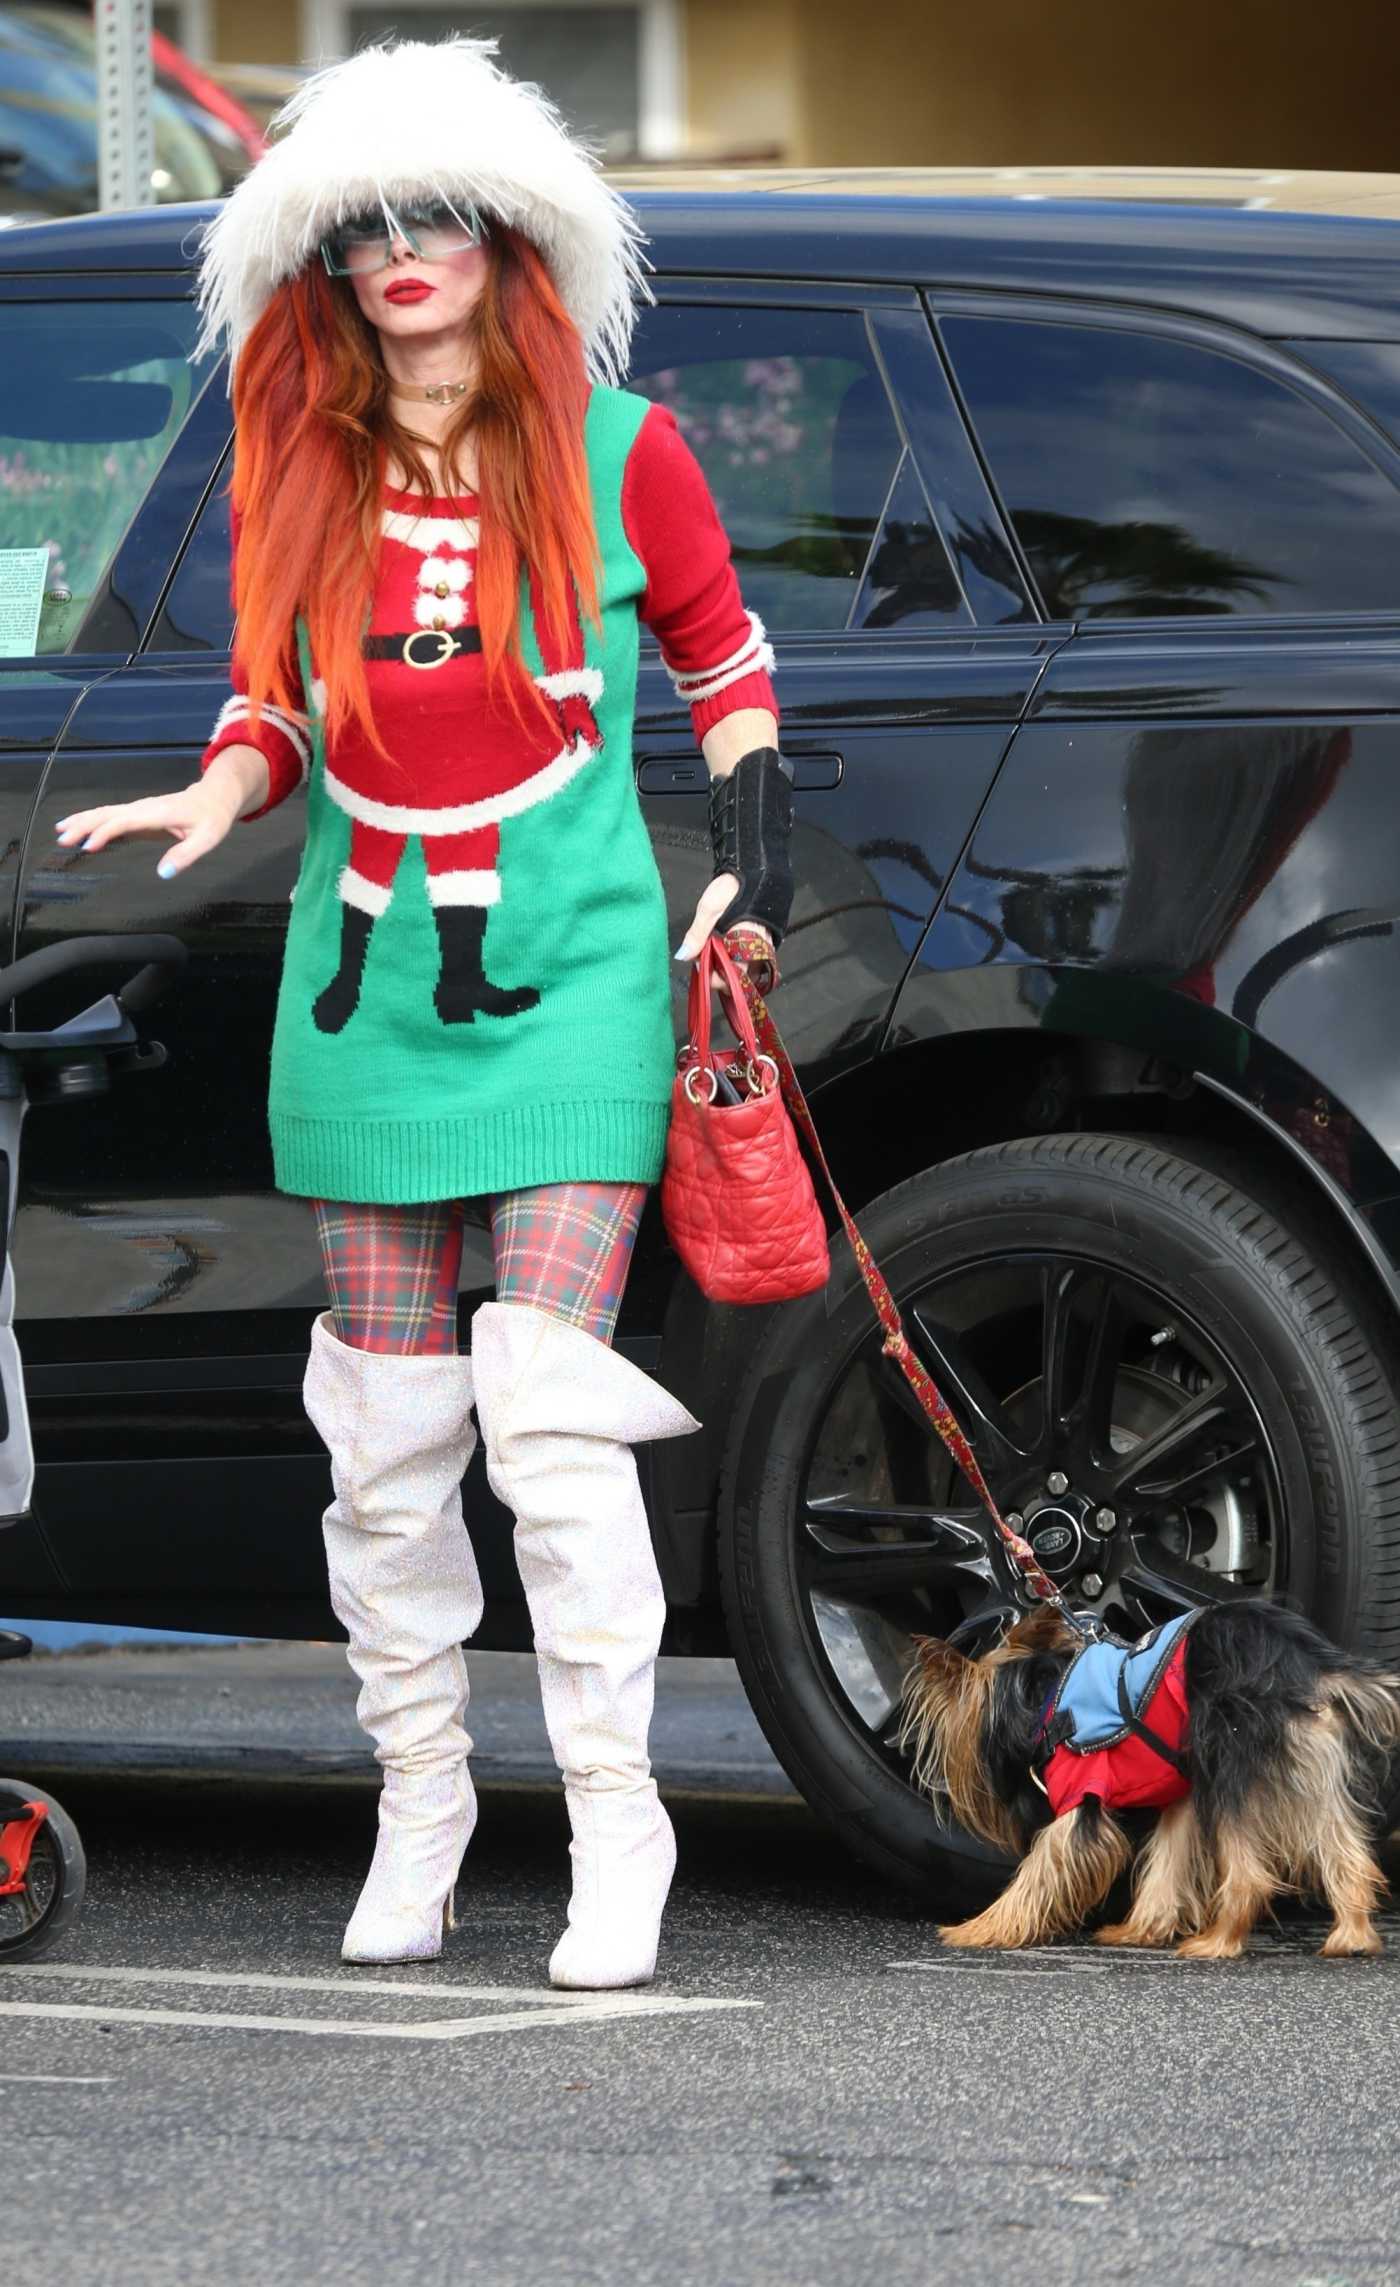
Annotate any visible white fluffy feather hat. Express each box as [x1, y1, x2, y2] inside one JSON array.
[[193, 35, 652, 386]]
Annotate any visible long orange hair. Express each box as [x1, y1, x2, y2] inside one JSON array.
[[229, 222, 601, 758]]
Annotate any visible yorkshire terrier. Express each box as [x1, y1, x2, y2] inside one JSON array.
[[899, 1600, 1400, 1957]]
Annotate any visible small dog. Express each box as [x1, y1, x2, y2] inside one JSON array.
[[899, 1599, 1400, 1957]]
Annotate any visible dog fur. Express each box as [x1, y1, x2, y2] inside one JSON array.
[[899, 1600, 1400, 1957]]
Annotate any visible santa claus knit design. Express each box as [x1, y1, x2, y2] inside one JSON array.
[[201, 385, 778, 1204]]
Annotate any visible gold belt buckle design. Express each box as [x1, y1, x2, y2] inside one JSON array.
[[403, 628, 457, 670]]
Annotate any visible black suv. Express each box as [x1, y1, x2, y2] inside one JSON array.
[[5, 179, 1400, 1905]]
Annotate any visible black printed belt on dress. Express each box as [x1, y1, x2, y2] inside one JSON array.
[[363, 627, 483, 669]]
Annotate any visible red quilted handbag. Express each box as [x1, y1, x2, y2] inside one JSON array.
[[661, 933, 829, 1304]]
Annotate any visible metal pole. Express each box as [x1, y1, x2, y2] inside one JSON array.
[[96, 0, 156, 212]]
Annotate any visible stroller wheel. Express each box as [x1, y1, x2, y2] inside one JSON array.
[[0, 1781, 87, 1962]]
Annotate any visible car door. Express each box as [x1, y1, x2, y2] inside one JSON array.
[[621, 282, 1064, 1572], [901, 297, 1400, 1240], [8, 319, 359, 1626], [0, 280, 246, 1608]]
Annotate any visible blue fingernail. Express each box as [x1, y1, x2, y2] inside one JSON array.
[[157, 859, 176, 880]]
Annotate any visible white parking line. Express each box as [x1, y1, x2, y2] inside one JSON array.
[[887, 1958, 1111, 1977], [889, 1945, 1208, 1974], [0, 1962, 757, 2044], [0, 2073, 116, 2085], [1012, 1945, 1196, 1964], [2, 1962, 644, 2006], [0, 1999, 740, 2041]]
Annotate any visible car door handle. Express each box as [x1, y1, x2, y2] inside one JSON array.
[[635, 751, 843, 794]]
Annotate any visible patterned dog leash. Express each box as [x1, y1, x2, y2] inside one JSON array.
[[720, 927, 1094, 1633]]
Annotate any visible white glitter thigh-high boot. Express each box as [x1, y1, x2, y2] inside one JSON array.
[[470, 1301, 701, 1990], [302, 1311, 484, 1963]]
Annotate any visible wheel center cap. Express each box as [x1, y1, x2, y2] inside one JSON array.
[[1026, 1504, 1084, 1579]]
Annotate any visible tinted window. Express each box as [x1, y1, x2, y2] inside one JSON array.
[[153, 457, 233, 653], [943, 315, 1400, 620], [156, 306, 966, 651], [630, 306, 961, 631], [0, 303, 203, 654], [1284, 341, 1400, 453]]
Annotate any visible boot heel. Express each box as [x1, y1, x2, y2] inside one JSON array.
[[339, 1770, 477, 1963], [548, 1794, 676, 1990]]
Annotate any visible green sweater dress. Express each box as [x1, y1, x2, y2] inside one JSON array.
[[200, 383, 779, 1205]]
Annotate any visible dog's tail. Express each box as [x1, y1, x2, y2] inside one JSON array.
[[1321, 1665, 1400, 1757]]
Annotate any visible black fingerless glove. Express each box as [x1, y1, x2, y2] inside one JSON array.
[[707, 746, 795, 945]]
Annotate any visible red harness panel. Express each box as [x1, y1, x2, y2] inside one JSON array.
[[1042, 1639, 1191, 1818]]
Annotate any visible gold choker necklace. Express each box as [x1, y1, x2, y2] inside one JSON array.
[[388, 377, 472, 405]]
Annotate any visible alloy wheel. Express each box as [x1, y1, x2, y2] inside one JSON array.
[[795, 1251, 1281, 1743]]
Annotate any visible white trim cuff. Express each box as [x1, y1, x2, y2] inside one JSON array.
[[337, 866, 394, 918], [425, 869, 503, 908], [210, 695, 311, 784], [663, 609, 774, 701]]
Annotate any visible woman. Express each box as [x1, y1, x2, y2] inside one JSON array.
[[53, 37, 793, 1989]]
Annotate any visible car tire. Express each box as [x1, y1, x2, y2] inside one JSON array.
[[717, 1133, 1400, 1905]]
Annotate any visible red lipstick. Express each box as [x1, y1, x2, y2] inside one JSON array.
[[385, 279, 435, 304]]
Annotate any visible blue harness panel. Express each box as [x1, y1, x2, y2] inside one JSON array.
[[1052, 1612, 1196, 1750]]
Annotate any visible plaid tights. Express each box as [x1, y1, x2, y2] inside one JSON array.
[[311, 1182, 648, 1354]]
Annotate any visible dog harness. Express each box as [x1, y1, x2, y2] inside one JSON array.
[[1034, 1610, 1199, 1818]]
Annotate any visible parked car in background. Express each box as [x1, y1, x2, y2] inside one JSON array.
[[147, 28, 264, 168], [0, 4, 246, 221], [4, 177, 1400, 1906], [193, 59, 305, 140]]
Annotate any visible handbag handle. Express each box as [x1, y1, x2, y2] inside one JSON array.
[[717, 927, 1097, 1636], [688, 933, 766, 1085]]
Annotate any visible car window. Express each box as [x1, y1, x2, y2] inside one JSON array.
[[151, 456, 232, 652], [0, 302, 203, 655], [629, 305, 936, 632], [160, 307, 958, 648], [1283, 341, 1400, 455], [941, 314, 1400, 620]]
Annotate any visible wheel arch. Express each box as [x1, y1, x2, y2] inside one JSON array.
[[870, 963, 1400, 1324]]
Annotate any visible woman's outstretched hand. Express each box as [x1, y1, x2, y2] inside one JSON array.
[[53, 745, 270, 879]]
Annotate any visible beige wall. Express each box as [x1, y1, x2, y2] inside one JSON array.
[[788, 0, 1400, 168], [685, 0, 801, 160], [209, 0, 1400, 171], [213, 0, 300, 67]]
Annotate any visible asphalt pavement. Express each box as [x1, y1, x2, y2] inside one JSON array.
[[1, 1643, 1398, 2287]]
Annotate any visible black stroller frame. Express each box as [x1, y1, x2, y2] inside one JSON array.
[[0, 934, 185, 1961]]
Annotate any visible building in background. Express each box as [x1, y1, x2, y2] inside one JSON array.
[[151, 0, 1400, 169]]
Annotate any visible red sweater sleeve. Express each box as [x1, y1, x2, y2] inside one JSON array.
[[621, 400, 779, 743], [199, 499, 310, 823]]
